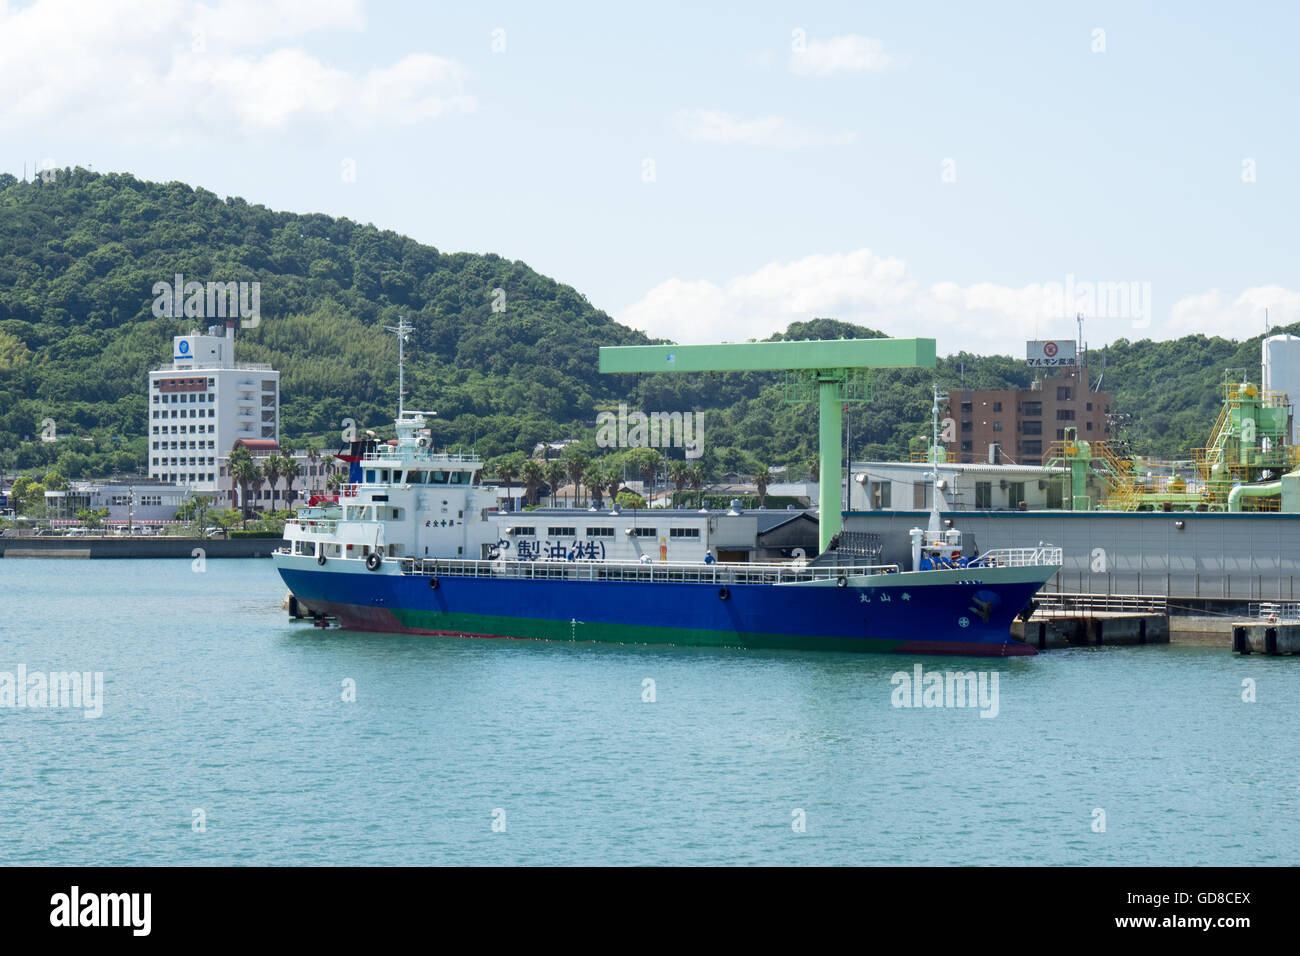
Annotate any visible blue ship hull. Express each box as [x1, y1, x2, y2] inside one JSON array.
[[277, 557, 1053, 656]]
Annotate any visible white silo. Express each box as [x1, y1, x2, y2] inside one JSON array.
[[1262, 334, 1300, 442]]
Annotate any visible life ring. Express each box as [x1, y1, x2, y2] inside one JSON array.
[[836, 575, 848, 588], [718, 586, 730, 600], [317, 553, 327, 566], [429, 577, 439, 590], [365, 552, 382, 571]]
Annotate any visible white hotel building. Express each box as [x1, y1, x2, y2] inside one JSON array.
[[147, 323, 280, 500]]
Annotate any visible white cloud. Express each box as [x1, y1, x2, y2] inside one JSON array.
[[617, 249, 1300, 355], [671, 109, 853, 149], [789, 35, 901, 75], [0, 0, 475, 139]]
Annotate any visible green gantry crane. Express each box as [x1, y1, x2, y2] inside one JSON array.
[[598, 338, 937, 553]]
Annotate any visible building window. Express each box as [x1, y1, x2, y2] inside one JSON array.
[[960, 440, 972, 452], [1021, 401, 1042, 416], [632, 527, 657, 537], [913, 482, 931, 509], [1008, 482, 1025, 509], [1086, 402, 1093, 412], [870, 480, 891, 509], [960, 402, 972, 413], [1086, 421, 1093, 431], [1057, 386, 1072, 400], [669, 528, 700, 538], [1056, 409, 1076, 421], [992, 421, 1003, 432], [961, 420, 972, 432], [548, 527, 577, 537], [992, 402, 1002, 412], [975, 482, 992, 509], [1021, 420, 1042, 435], [1020, 440, 1042, 455]]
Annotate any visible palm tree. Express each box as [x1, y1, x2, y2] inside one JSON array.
[[262, 454, 284, 511], [605, 457, 623, 507], [229, 445, 259, 525], [520, 459, 544, 507], [754, 464, 773, 509], [303, 440, 321, 493], [544, 459, 566, 507], [668, 459, 689, 506], [282, 457, 301, 509], [327, 471, 344, 493], [687, 462, 706, 508], [249, 468, 267, 518], [583, 460, 607, 509], [493, 453, 523, 510], [563, 450, 589, 507], [631, 448, 662, 501]]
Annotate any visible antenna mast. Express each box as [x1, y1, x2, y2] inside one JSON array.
[[384, 316, 412, 417]]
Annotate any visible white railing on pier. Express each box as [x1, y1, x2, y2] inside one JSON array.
[[967, 546, 1063, 568], [1247, 601, 1300, 622], [1034, 592, 1168, 616]]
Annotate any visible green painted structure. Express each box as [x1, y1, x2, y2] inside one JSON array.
[[599, 338, 937, 552]]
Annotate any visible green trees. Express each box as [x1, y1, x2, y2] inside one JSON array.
[[583, 459, 607, 508], [262, 454, 285, 511], [228, 445, 260, 523], [75, 507, 109, 529], [520, 459, 544, 507], [3, 170, 1297, 477], [281, 457, 301, 507], [562, 448, 589, 507], [544, 459, 566, 507]]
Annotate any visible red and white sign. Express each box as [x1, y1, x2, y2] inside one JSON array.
[[1027, 340, 1077, 368]]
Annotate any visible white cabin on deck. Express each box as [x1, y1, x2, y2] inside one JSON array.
[[282, 410, 824, 567]]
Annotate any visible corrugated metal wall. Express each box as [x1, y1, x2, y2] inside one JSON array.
[[843, 510, 1300, 599]]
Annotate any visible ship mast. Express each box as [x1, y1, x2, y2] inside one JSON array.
[[929, 383, 942, 533], [384, 316, 412, 418]]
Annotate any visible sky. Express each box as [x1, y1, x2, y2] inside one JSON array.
[[2, 0, 1298, 357]]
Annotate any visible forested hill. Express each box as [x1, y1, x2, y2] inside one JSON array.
[[0, 168, 1295, 479]]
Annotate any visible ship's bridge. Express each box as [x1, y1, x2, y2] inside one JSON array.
[[346, 410, 482, 492]]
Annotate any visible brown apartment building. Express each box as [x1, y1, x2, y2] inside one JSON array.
[[948, 366, 1111, 466]]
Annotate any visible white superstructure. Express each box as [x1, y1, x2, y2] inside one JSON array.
[[147, 322, 280, 493]]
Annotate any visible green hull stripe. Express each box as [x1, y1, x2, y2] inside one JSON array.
[[389, 607, 912, 653]]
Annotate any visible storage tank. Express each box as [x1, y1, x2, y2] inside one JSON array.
[[1262, 334, 1300, 441]]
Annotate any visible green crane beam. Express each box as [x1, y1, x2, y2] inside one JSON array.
[[599, 338, 937, 552]]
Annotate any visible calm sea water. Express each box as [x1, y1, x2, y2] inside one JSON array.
[[0, 557, 1295, 866]]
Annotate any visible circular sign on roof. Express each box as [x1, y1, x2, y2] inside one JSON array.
[[1043, 341, 1058, 358], [178, 340, 191, 355]]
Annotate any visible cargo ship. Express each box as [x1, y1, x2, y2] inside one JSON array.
[[273, 408, 1062, 656]]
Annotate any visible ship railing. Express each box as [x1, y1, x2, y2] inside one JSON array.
[[967, 546, 1063, 568], [365, 446, 482, 463], [284, 518, 338, 535], [1247, 601, 1300, 622], [1034, 592, 1167, 616], [338, 483, 360, 498], [398, 557, 899, 585]]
